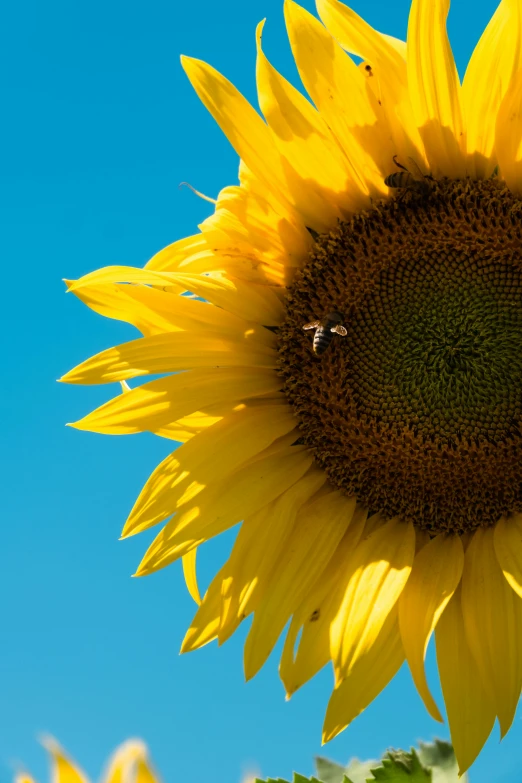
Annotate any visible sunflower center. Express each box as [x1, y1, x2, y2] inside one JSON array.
[[278, 179, 522, 533]]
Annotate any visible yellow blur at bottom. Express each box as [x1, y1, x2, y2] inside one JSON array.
[[14, 736, 161, 783]]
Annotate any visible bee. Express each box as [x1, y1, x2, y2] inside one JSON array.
[[384, 156, 432, 195], [302, 311, 347, 355]]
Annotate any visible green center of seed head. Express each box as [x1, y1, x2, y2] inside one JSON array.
[[357, 250, 522, 445]]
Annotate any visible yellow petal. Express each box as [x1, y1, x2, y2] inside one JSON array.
[[316, 0, 425, 166], [61, 332, 276, 385], [398, 533, 464, 722], [136, 446, 313, 575], [463, 0, 522, 178], [495, 67, 522, 194], [64, 281, 183, 338], [317, 0, 400, 60], [134, 758, 160, 783], [14, 775, 36, 783], [407, 0, 465, 177], [218, 469, 327, 643], [70, 367, 280, 434], [147, 230, 286, 287], [187, 251, 288, 288], [381, 34, 407, 59], [66, 266, 185, 293], [256, 21, 366, 226], [461, 526, 522, 737], [284, 0, 390, 194], [200, 184, 310, 274], [181, 56, 293, 217], [494, 514, 522, 599], [121, 287, 276, 346], [181, 565, 227, 652], [182, 548, 201, 605], [40, 737, 89, 783], [102, 740, 151, 783], [123, 401, 297, 537], [152, 406, 226, 443], [280, 613, 330, 699], [323, 605, 404, 742], [68, 267, 284, 326], [244, 490, 357, 679], [145, 233, 207, 271], [280, 506, 368, 696], [436, 586, 496, 775], [172, 409, 224, 430], [166, 272, 285, 325], [152, 426, 195, 443], [148, 246, 219, 277], [67, 278, 277, 346], [148, 296, 279, 347], [414, 528, 431, 552], [330, 517, 415, 683]]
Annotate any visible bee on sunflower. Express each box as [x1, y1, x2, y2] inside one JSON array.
[[62, 0, 522, 774]]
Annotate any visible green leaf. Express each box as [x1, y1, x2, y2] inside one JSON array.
[[344, 760, 381, 783], [315, 755, 379, 783], [368, 749, 431, 781], [256, 778, 289, 783], [263, 739, 464, 783], [256, 775, 324, 783], [315, 757, 347, 783], [416, 741, 467, 783]]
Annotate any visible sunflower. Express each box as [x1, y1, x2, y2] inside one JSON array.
[[16, 737, 159, 783], [62, 0, 522, 773]]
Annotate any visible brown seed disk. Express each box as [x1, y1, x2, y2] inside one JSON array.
[[278, 179, 522, 533]]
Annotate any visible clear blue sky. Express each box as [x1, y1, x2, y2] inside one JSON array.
[[1, 0, 520, 781]]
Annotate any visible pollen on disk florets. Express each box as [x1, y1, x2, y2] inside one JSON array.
[[278, 178, 522, 533]]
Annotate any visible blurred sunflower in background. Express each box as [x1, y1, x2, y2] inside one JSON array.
[[16, 737, 159, 783], [62, 0, 522, 774]]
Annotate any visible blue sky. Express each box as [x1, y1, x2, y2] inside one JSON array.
[[1, 0, 520, 781]]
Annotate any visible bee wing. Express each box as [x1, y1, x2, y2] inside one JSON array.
[[406, 157, 426, 181], [331, 324, 348, 336], [303, 320, 320, 330]]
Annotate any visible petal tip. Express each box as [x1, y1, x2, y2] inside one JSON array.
[[120, 517, 140, 539], [180, 637, 191, 654], [180, 54, 200, 74], [38, 733, 59, 752], [256, 18, 266, 40]]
